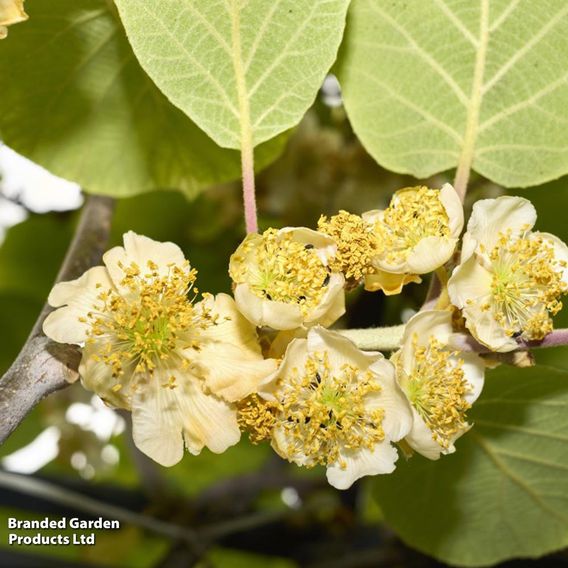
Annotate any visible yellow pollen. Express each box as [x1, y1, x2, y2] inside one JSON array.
[[376, 186, 450, 264], [273, 352, 385, 468], [317, 210, 380, 282], [489, 230, 567, 340], [85, 260, 212, 380], [229, 229, 331, 315], [400, 336, 471, 449], [237, 394, 280, 444]]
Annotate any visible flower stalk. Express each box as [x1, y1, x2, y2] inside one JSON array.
[[338, 325, 568, 353]]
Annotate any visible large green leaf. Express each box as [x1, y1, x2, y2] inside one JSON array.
[[0, 0, 285, 198], [372, 364, 568, 566], [339, 0, 568, 188], [113, 0, 350, 149]]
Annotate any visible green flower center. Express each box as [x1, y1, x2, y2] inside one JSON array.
[[84, 259, 209, 385], [486, 231, 567, 339]]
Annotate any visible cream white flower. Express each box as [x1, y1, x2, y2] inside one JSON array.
[[448, 196, 568, 352], [394, 310, 485, 459], [252, 327, 412, 490], [0, 0, 27, 39], [229, 227, 345, 330], [43, 231, 276, 466], [362, 184, 463, 294]]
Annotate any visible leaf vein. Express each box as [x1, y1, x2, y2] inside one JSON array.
[[483, 3, 568, 94], [365, 1, 469, 106], [472, 433, 568, 525], [358, 69, 463, 144]]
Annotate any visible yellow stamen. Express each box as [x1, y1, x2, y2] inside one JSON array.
[[399, 336, 471, 448], [273, 352, 385, 468], [489, 230, 567, 340], [237, 394, 280, 444], [377, 186, 450, 264], [229, 229, 331, 315], [318, 210, 379, 282], [84, 260, 212, 380]]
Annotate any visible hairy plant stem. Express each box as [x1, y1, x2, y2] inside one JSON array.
[[337, 325, 406, 351], [230, 0, 258, 234], [0, 196, 114, 445], [241, 138, 258, 233], [337, 326, 568, 354]]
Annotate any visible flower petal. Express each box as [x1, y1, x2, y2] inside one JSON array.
[[326, 443, 399, 490], [367, 358, 413, 442], [267, 328, 308, 358], [132, 371, 240, 466], [233, 283, 304, 330], [537, 232, 568, 285], [307, 326, 380, 371], [397, 310, 453, 376], [448, 257, 515, 351], [361, 209, 382, 225], [43, 266, 113, 344], [447, 256, 492, 309], [401, 309, 453, 345], [460, 232, 479, 263], [79, 345, 132, 409], [439, 183, 464, 238], [131, 376, 185, 467], [460, 351, 485, 405], [305, 272, 345, 327], [181, 379, 241, 455], [104, 231, 187, 291], [466, 196, 537, 251], [279, 226, 337, 264], [191, 293, 277, 401], [271, 426, 314, 467], [364, 271, 421, 295], [0, 0, 27, 26], [406, 236, 457, 274], [258, 338, 309, 399], [463, 303, 517, 352], [405, 408, 448, 460]]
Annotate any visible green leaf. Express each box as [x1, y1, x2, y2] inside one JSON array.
[[339, 0, 568, 188], [0, 0, 285, 198], [372, 364, 568, 566], [113, 0, 350, 149]]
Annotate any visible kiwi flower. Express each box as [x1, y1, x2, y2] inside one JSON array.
[[43, 232, 276, 466], [393, 310, 485, 459], [250, 327, 412, 489], [448, 196, 568, 352], [229, 227, 345, 330], [0, 0, 27, 39], [363, 184, 463, 295]]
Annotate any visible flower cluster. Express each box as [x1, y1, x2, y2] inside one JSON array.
[[44, 188, 568, 489]]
